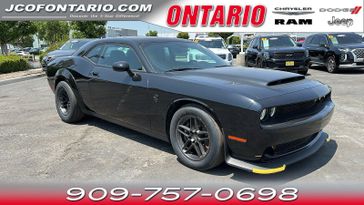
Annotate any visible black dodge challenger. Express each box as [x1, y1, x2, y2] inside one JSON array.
[[46, 37, 334, 174]]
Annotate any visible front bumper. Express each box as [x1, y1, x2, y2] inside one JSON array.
[[226, 131, 329, 174], [339, 49, 364, 66], [265, 58, 309, 72]]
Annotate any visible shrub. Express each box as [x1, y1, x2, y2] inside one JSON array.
[[0, 55, 32, 74]]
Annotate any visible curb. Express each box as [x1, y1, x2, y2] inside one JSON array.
[[0, 73, 46, 86]]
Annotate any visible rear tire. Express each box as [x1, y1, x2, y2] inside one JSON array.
[[326, 55, 339, 73], [55, 81, 84, 123], [169, 105, 224, 171]]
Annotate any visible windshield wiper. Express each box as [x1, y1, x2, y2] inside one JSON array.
[[165, 67, 201, 72]]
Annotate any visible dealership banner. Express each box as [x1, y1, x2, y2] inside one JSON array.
[[0, 0, 363, 32]]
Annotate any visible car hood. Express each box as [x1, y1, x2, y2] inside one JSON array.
[[208, 48, 230, 54], [47, 50, 76, 57], [168, 67, 322, 101], [336, 43, 364, 49], [265, 47, 305, 53]]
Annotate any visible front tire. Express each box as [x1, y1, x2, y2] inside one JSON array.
[[326, 55, 339, 73], [169, 105, 224, 171], [55, 81, 84, 123]]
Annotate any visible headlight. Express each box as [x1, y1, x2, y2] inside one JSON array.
[[260, 109, 267, 121], [305, 50, 309, 57], [339, 48, 350, 53], [228, 53, 233, 61], [260, 107, 276, 121], [263, 52, 270, 59]]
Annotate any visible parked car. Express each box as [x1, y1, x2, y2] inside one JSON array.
[[46, 37, 334, 173], [29, 48, 41, 55], [245, 35, 310, 75], [303, 33, 364, 73], [195, 36, 233, 64], [41, 39, 93, 68], [227, 44, 241, 58]]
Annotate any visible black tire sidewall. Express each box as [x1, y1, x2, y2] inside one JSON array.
[[169, 106, 224, 171], [55, 81, 80, 122]]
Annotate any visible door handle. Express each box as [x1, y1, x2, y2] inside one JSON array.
[[90, 71, 99, 77]]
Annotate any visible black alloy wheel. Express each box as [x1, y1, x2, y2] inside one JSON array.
[[326, 56, 338, 73], [170, 105, 224, 171], [175, 115, 210, 160]]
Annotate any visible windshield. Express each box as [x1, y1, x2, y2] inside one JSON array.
[[328, 33, 363, 45], [261, 36, 296, 49], [60, 40, 89, 50], [197, 39, 227, 49], [142, 41, 229, 72]]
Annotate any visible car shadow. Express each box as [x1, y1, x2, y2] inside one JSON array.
[[310, 65, 364, 74], [77, 116, 174, 154], [76, 116, 337, 185]]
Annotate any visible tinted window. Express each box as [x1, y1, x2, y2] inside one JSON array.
[[60, 40, 90, 50], [311, 35, 327, 45], [197, 39, 227, 48], [328, 33, 363, 45], [248, 39, 256, 48], [261, 36, 296, 49], [85, 45, 103, 64], [98, 44, 142, 71], [142, 41, 228, 72]]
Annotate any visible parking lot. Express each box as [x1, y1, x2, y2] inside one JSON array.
[[0, 66, 363, 186]]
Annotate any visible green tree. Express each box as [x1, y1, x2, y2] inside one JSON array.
[[71, 21, 106, 38], [208, 32, 234, 41], [0, 21, 37, 55], [146, 30, 158, 37], [35, 21, 70, 44], [177, 32, 189, 39], [230, 36, 241, 45], [13, 35, 34, 48]]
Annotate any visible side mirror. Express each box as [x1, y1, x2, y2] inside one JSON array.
[[320, 44, 329, 48], [252, 45, 258, 49], [112, 61, 141, 81], [296, 42, 302, 47], [112, 61, 130, 72]]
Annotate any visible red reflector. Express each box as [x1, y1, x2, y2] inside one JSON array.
[[228, 135, 247, 143]]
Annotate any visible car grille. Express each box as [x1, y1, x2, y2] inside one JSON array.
[[217, 54, 226, 59], [262, 134, 317, 160], [273, 52, 305, 59], [264, 92, 331, 124], [352, 48, 364, 58]]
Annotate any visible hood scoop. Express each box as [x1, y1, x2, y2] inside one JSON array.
[[267, 76, 305, 86]]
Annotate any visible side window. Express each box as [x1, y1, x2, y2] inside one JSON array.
[[249, 39, 256, 48], [317, 35, 327, 45], [312, 35, 327, 46], [311, 36, 320, 45], [98, 44, 143, 71], [85, 45, 104, 64]]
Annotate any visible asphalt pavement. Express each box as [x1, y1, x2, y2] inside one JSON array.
[[0, 67, 363, 186]]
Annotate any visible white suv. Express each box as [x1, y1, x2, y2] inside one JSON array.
[[195, 36, 233, 64]]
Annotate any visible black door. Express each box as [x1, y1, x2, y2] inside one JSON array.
[[307, 35, 328, 65], [87, 43, 151, 129], [246, 38, 259, 66]]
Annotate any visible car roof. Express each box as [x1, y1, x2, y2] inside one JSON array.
[[255, 34, 290, 38], [98, 37, 191, 44], [74, 37, 193, 55]]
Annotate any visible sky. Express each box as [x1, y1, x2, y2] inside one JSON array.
[[107, 21, 180, 37]]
